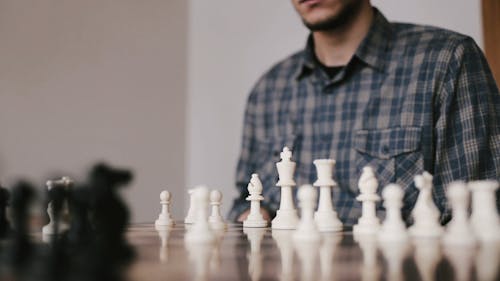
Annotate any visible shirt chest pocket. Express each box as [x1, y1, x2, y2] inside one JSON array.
[[353, 127, 423, 192]]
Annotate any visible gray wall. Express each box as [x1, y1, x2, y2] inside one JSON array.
[[0, 0, 485, 222], [0, 0, 188, 222]]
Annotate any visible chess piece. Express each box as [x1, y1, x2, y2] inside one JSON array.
[[185, 238, 214, 281], [413, 238, 442, 281], [9, 181, 36, 267], [378, 239, 410, 281], [243, 174, 267, 228], [185, 186, 215, 243], [271, 147, 299, 230], [87, 163, 135, 263], [293, 185, 321, 242], [185, 189, 197, 224], [67, 185, 92, 245], [319, 233, 341, 281], [156, 226, 172, 263], [208, 190, 227, 230], [408, 172, 443, 238], [355, 234, 381, 281], [476, 241, 500, 281], [469, 180, 500, 242], [0, 185, 11, 238], [59, 176, 73, 226], [42, 178, 70, 235], [272, 230, 294, 281], [294, 239, 320, 281], [353, 166, 381, 235], [155, 190, 175, 227], [442, 181, 476, 245], [378, 184, 408, 242], [244, 228, 265, 281], [210, 227, 225, 271], [313, 159, 343, 232], [443, 244, 475, 281]]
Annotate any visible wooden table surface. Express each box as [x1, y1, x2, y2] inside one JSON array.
[[125, 223, 500, 281]]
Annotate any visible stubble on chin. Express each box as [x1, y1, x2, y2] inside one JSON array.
[[301, 0, 364, 31]]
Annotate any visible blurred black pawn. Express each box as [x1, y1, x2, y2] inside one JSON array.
[[9, 180, 36, 268], [0, 184, 10, 238]]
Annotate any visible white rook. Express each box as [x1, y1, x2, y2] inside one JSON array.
[[313, 159, 342, 232]]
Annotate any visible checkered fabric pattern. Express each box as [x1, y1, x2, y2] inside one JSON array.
[[228, 9, 500, 225]]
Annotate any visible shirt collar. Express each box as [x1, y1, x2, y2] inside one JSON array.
[[295, 8, 393, 80]]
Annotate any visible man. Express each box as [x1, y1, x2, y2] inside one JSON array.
[[228, 0, 500, 225]]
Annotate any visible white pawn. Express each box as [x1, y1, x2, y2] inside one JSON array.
[[185, 188, 197, 224], [293, 184, 320, 242], [469, 180, 500, 242], [208, 190, 227, 230], [378, 184, 408, 242], [409, 172, 443, 238], [442, 181, 476, 245], [156, 226, 172, 263], [243, 174, 267, 228], [155, 190, 175, 227], [272, 147, 299, 230], [185, 186, 215, 243], [353, 166, 381, 235], [272, 230, 294, 281], [313, 159, 343, 232]]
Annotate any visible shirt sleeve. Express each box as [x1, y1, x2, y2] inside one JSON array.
[[434, 36, 500, 218]]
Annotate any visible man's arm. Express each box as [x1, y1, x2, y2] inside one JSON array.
[[434, 37, 500, 217]]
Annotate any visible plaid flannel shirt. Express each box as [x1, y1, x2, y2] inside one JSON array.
[[228, 9, 500, 225]]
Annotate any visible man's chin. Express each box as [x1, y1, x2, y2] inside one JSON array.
[[302, 16, 343, 31]]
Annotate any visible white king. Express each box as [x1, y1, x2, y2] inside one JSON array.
[[272, 147, 299, 229]]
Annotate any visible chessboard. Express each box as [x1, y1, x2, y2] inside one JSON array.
[[124, 223, 497, 281], [1, 161, 499, 281]]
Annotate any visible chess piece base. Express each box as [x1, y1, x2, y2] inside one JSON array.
[[378, 226, 408, 242], [409, 223, 443, 238], [272, 209, 299, 230], [244, 219, 268, 228], [293, 229, 321, 242], [185, 229, 216, 244], [314, 211, 343, 232], [209, 220, 227, 230], [155, 218, 174, 227], [353, 220, 380, 235], [442, 232, 476, 246]]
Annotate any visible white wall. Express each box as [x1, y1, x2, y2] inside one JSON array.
[[187, 0, 484, 217], [0, 0, 188, 222]]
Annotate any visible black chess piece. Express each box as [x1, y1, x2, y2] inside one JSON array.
[[87, 163, 135, 266], [9, 180, 36, 268], [0, 185, 11, 238], [46, 183, 68, 237], [67, 185, 93, 246]]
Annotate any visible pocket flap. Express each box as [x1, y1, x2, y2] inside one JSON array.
[[354, 127, 421, 159]]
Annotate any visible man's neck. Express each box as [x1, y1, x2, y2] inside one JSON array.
[[313, 4, 374, 67]]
